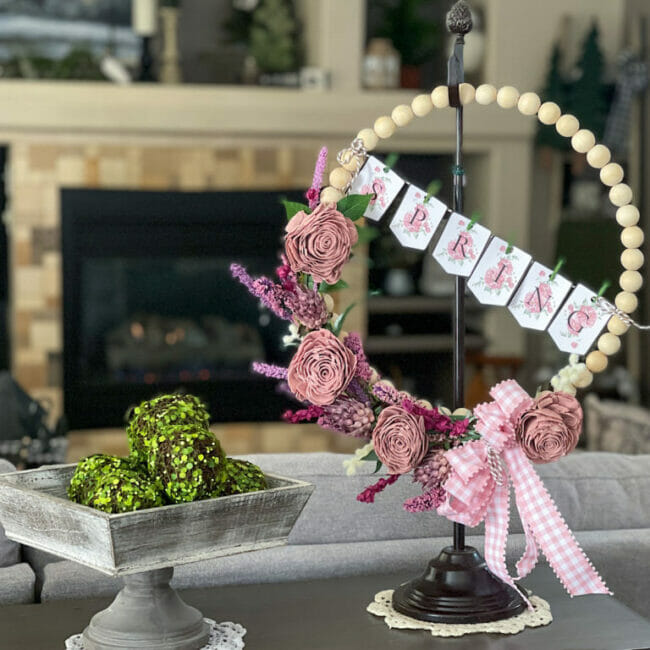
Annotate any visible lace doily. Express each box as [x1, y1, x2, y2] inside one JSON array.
[[368, 590, 552, 637], [65, 619, 246, 649]]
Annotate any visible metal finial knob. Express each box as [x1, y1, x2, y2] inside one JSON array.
[[446, 1, 473, 35]]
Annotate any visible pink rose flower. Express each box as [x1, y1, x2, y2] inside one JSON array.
[[447, 233, 474, 261], [287, 329, 357, 406], [515, 391, 583, 464], [285, 203, 358, 285], [372, 405, 428, 474]]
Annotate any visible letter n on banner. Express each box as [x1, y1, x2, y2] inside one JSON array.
[[432, 212, 491, 277], [348, 155, 405, 222], [508, 262, 572, 330], [389, 184, 447, 250]]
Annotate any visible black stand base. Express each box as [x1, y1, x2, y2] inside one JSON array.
[[392, 545, 527, 624]]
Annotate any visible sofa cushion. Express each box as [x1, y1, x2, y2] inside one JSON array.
[[0, 563, 36, 604], [0, 458, 21, 567]]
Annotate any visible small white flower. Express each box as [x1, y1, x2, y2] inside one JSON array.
[[343, 440, 375, 476], [282, 323, 302, 347]]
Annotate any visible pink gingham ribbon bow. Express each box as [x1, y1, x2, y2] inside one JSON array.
[[437, 380, 610, 606]]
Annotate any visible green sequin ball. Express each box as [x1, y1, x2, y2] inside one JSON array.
[[215, 458, 268, 496]]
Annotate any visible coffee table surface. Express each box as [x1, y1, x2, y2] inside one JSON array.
[[2, 565, 649, 649]]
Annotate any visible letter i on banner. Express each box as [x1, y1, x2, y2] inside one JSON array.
[[348, 155, 405, 222], [432, 212, 491, 276], [468, 237, 532, 305], [508, 262, 572, 330], [547, 284, 612, 354], [389, 185, 447, 250]]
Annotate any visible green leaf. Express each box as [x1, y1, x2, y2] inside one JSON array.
[[374, 460, 383, 474], [360, 449, 378, 463], [282, 200, 309, 221], [337, 194, 373, 221], [306, 275, 314, 290], [332, 303, 356, 336], [319, 278, 349, 293], [355, 225, 380, 245]]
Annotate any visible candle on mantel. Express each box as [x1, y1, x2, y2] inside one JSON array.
[[132, 0, 159, 36]]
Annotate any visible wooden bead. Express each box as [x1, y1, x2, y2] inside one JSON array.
[[329, 167, 351, 190], [453, 407, 472, 417], [572, 369, 593, 389], [598, 332, 621, 356], [373, 116, 396, 139], [616, 205, 640, 227], [391, 104, 414, 127], [496, 86, 519, 109], [537, 101, 561, 125], [586, 144, 611, 169], [431, 86, 450, 109], [609, 183, 633, 207], [356, 128, 378, 151], [607, 315, 630, 336], [621, 226, 644, 249], [475, 84, 497, 105], [615, 291, 638, 313], [412, 93, 434, 116], [599, 162, 624, 187], [571, 129, 596, 154], [341, 151, 364, 172], [619, 270, 643, 293], [556, 114, 580, 137], [320, 186, 344, 204], [586, 350, 608, 373], [621, 248, 644, 270], [517, 92, 541, 115], [459, 83, 475, 105]]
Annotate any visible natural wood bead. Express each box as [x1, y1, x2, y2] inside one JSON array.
[[572, 369, 593, 389], [621, 248, 644, 270], [556, 114, 580, 137], [607, 315, 630, 336], [341, 151, 364, 172], [320, 186, 344, 204], [619, 270, 643, 293], [356, 128, 378, 151], [391, 104, 414, 127], [329, 167, 351, 190], [571, 129, 596, 154], [459, 83, 475, 105], [599, 162, 624, 186], [412, 93, 434, 116], [610, 183, 633, 207], [431, 86, 450, 109], [586, 350, 608, 373], [537, 101, 561, 125], [616, 205, 640, 227], [621, 226, 644, 249], [615, 291, 638, 313], [496, 86, 519, 109], [453, 407, 472, 417], [517, 92, 541, 115], [598, 332, 621, 356], [586, 144, 611, 169], [475, 84, 497, 105], [373, 116, 396, 139]]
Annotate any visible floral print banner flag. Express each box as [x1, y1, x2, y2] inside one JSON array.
[[468, 236, 532, 306], [389, 184, 448, 250], [546, 284, 612, 354], [348, 155, 405, 222], [508, 262, 572, 331], [432, 212, 491, 277]]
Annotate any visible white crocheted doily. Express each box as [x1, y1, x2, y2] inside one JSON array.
[[368, 590, 552, 637], [65, 619, 246, 649]]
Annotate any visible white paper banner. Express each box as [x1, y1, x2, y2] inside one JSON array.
[[468, 237, 532, 306], [348, 156, 405, 222], [389, 185, 447, 250], [508, 262, 572, 331], [547, 284, 612, 354], [432, 213, 491, 277]]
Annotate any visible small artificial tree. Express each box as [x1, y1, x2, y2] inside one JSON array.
[[249, 0, 300, 73], [536, 42, 569, 151]]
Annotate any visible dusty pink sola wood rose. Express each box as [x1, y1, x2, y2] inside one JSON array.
[[515, 390, 583, 464], [285, 202, 358, 285], [287, 329, 357, 406], [373, 405, 428, 475]]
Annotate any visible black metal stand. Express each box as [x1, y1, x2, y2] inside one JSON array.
[[392, 0, 526, 623], [138, 36, 156, 82]]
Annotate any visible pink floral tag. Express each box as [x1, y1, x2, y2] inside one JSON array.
[[507, 262, 572, 331], [389, 184, 447, 250], [547, 284, 612, 354], [432, 212, 491, 277], [348, 155, 405, 222], [467, 237, 532, 306]]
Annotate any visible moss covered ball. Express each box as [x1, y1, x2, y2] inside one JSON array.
[[126, 394, 210, 465], [215, 458, 267, 496], [67, 454, 140, 503], [148, 424, 227, 503]]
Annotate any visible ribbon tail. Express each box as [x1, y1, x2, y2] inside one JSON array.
[[515, 518, 539, 580], [505, 447, 611, 597]]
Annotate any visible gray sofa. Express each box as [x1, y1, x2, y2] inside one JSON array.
[[16, 451, 650, 620]]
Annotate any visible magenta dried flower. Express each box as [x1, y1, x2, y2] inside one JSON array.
[[344, 332, 373, 382], [403, 486, 446, 513], [357, 474, 399, 504], [318, 396, 375, 438]]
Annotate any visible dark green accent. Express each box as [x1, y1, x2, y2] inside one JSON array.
[[282, 200, 309, 221], [336, 194, 373, 221]]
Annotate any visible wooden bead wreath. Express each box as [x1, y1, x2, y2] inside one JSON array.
[[321, 83, 646, 392]]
